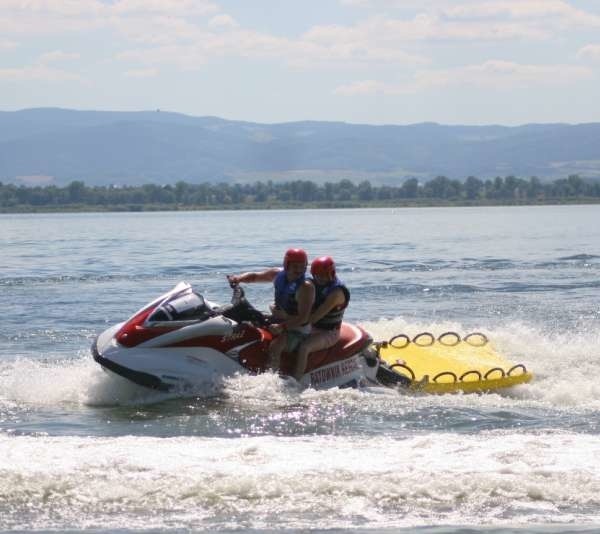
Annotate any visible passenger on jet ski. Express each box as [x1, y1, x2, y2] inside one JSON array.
[[227, 248, 315, 371], [292, 256, 350, 381]]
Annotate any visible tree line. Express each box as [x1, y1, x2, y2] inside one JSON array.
[[1, 175, 600, 210]]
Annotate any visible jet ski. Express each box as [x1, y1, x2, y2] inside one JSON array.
[[92, 281, 382, 392], [92, 282, 533, 394]]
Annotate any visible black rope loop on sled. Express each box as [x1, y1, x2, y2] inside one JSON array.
[[484, 367, 505, 379], [438, 331, 461, 346], [459, 370, 483, 381], [508, 364, 527, 376], [389, 334, 411, 349], [433, 371, 458, 383], [413, 332, 435, 346], [464, 332, 489, 347], [388, 331, 489, 348], [390, 362, 416, 381]]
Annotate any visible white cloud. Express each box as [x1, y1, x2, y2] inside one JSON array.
[[123, 67, 159, 78], [417, 60, 593, 89], [38, 50, 81, 63], [304, 13, 548, 46], [288, 37, 428, 68], [3, 0, 600, 76], [339, 0, 370, 5], [111, 15, 201, 45], [334, 60, 594, 95], [0, 0, 217, 16], [109, 0, 217, 16], [117, 29, 293, 70], [341, 0, 600, 27], [333, 79, 388, 95], [118, 45, 209, 70], [445, 0, 600, 26], [0, 64, 83, 82], [1, 0, 574, 52], [208, 14, 239, 29], [116, 25, 429, 71], [0, 40, 19, 50], [115, 1, 587, 72], [0, 0, 104, 16], [339, 0, 444, 8], [0, 0, 217, 36], [336, 1, 600, 40], [577, 44, 600, 62]]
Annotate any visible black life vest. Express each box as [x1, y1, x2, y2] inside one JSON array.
[[312, 277, 350, 330]]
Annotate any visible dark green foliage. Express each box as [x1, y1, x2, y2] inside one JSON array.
[[2, 175, 600, 212]]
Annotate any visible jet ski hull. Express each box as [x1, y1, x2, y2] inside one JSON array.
[[92, 322, 249, 391], [92, 295, 379, 391]]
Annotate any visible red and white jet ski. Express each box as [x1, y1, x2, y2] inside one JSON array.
[[92, 282, 382, 391]]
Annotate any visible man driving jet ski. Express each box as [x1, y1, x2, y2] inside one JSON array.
[[227, 248, 315, 372]]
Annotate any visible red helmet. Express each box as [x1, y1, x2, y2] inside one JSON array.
[[283, 248, 308, 270], [311, 256, 336, 280]]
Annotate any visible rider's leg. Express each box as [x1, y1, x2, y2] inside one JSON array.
[[292, 328, 340, 382], [267, 332, 287, 371]]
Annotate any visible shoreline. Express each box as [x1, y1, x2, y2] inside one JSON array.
[[2, 197, 600, 214]]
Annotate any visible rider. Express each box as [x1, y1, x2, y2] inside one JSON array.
[[227, 248, 315, 371], [292, 256, 350, 381]]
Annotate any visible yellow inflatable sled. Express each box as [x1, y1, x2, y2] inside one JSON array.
[[375, 331, 532, 394]]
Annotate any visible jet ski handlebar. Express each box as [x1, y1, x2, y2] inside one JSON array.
[[220, 281, 272, 327], [230, 281, 245, 304]]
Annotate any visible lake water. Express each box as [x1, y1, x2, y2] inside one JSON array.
[[1, 206, 600, 532]]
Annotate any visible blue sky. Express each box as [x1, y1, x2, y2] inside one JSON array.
[[1, 0, 600, 125]]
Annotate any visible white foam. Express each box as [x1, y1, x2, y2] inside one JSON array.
[[2, 318, 600, 411], [0, 354, 178, 407], [1, 431, 599, 530]]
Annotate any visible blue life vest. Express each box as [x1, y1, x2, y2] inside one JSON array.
[[273, 270, 306, 315], [312, 277, 350, 330]]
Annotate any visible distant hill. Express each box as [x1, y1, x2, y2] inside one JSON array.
[[1, 108, 599, 186]]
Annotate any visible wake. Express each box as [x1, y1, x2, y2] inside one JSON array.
[[1, 319, 600, 410]]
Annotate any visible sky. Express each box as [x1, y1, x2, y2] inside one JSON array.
[[1, 0, 600, 126]]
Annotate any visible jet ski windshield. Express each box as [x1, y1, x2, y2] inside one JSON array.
[[147, 291, 213, 323], [142, 283, 271, 328]]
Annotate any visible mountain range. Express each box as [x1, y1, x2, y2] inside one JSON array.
[[1, 108, 599, 186]]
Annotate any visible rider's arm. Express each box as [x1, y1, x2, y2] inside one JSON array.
[[309, 288, 345, 325], [283, 280, 315, 329], [228, 267, 280, 284], [270, 304, 289, 321]]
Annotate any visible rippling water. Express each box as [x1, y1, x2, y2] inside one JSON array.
[[1, 206, 600, 532]]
